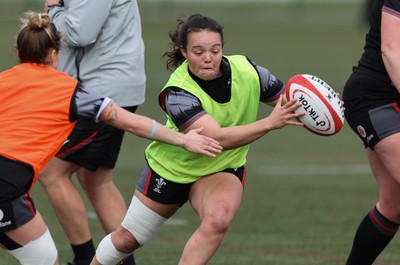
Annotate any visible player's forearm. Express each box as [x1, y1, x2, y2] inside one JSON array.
[[99, 101, 186, 147]]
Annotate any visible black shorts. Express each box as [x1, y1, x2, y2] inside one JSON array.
[[344, 71, 400, 149], [56, 106, 138, 171], [345, 103, 400, 149], [136, 164, 246, 206], [0, 156, 36, 232]]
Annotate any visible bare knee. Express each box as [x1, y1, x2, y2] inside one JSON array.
[[202, 205, 235, 235], [78, 167, 112, 186], [39, 159, 79, 189], [39, 170, 66, 191], [38, 166, 54, 187]]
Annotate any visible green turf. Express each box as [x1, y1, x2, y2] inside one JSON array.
[[2, 1, 400, 264]]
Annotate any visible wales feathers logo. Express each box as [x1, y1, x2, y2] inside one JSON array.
[[153, 178, 166, 194]]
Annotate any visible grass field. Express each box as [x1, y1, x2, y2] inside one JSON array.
[[2, 1, 400, 264]]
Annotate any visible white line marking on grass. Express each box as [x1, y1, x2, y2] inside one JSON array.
[[88, 211, 97, 219], [254, 164, 371, 176]]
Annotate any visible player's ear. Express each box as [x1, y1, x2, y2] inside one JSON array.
[[48, 49, 59, 68], [180, 46, 187, 59]]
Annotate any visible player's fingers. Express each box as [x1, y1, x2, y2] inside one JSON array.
[[285, 101, 302, 113], [292, 110, 304, 117], [199, 150, 217, 158], [288, 120, 304, 126], [276, 94, 283, 106], [205, 141, 222, 152]]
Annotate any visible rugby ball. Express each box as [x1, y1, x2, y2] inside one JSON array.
[[285, 74, 344, 136]]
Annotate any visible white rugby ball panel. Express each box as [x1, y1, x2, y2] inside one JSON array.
[[289, 83, 336, 135], [285, 74, 344, 136], [302, 74, 344, 122]]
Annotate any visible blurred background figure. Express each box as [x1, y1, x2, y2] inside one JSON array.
[[40, 0, 146, 264]]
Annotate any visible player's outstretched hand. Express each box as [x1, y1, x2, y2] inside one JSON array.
[[183, 127, 223, 157], [267, 94, 304, 130]]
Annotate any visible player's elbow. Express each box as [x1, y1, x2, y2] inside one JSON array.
[[63, 27, 97, 47]]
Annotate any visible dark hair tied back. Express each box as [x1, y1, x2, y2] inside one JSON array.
[[163, 14, 224, 71]]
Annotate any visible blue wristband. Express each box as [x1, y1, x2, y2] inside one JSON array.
[[148, 120, 157, 140]]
